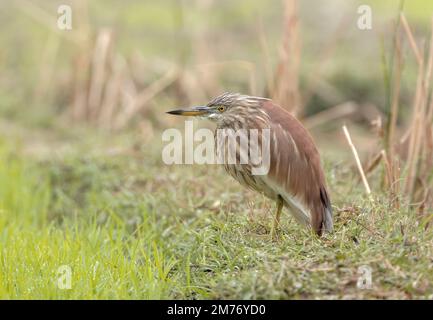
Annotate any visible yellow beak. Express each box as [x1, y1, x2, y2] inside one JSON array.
[[166, 106, 209, 117]]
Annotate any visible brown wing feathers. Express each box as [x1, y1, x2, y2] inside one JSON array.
[[262, 101, 332, 235]]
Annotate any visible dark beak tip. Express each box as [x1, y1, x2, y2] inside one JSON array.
[[166, 110, 181, 115], [166, 106, 208, 116]]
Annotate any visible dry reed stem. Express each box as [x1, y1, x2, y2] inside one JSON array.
[[364, 150, 383, 177], [304, 101, 357, 129], [273, 0, 301, 113], [400, 13, 422, 66], [179, 69, 207, 104], [88, 29, 112, 121], [401, 13, 430, 197], [114, 67, 179, 129], [381, 150, 391, 186], [393, 158, 401, 210], [424, 126, 433, 176], [394, 13, 433, 207], [407, 32, 432, 198], [257, 16, 275, 96], [98, 55, 126, 129], [72, 52, 90, 121], [422, 17, 433, 178], [405, 60, 425, 197], [381, 150, 399, 208], [342, 125, 372, 197], [388, 33, 402, 160], [71, 0, 92, 121]]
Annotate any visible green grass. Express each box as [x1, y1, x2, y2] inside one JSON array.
[[2, 0, 433, 299], [0, 130, 432, 300]]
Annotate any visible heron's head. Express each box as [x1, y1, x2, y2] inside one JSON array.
[[167, 92, 269, 124]]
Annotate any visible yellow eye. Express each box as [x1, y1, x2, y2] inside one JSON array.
[[217, 106, 225, 112]]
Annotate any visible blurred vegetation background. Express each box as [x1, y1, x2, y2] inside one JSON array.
[[0, 0, 432, 132], [1, 0, 433, 299]]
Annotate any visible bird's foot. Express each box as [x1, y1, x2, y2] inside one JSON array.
[[270, 224, 281, 241]]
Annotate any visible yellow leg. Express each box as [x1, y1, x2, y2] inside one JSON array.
[[271, 196, 283, 239]]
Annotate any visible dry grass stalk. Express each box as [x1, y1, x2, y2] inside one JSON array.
[[364, 150, 383, 177], [72, 51, 91, 121], [405, 59, 424, 197], [68, 25, 178, 130], [342, 125, 372, 197], [88, 29, 112, 121], [381, 14, 433, 213], [401, 13, 431, 198], [393, 157, 401, 210], [113, 67, 179, 129], [381, 150, 400, 208], [272, 0, 301, 114], [400, 14, 422, 65], [424, 125, 433, 178], [381, 150, 391, 187], [421, 18, 433, 183], [178, 69, 207, 104], [98, 55, 126, 129], [387, 33, 402, 160], [384, 25, 403, 210], [70, 1, 92, 122], [257, 16, 275, 96], [304, 101, 357, 129]]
